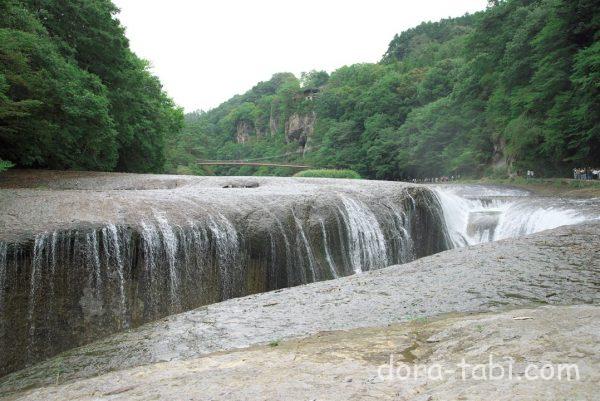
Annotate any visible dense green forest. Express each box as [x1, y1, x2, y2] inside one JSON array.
[[1, 0, 597, 178], [168, 0, 599, 179], [0, 0, 183, 172]]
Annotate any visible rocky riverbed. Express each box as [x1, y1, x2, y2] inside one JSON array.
[[0, 169, 438, 243], [4, 304, 598, 401], [1, 221, 598, 398]]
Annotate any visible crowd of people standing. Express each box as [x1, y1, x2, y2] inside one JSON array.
[[400, 168, 600, 182], [573, 167, 599, 180], [408, 175, 460, 183]]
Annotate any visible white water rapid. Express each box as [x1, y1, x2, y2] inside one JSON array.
[[433, 185, 599, 247]]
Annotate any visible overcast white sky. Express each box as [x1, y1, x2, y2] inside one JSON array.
[[113, 0, 488, 112]]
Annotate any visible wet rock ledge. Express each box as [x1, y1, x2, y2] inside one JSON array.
[[5, 304, 599, 401], [1, 221, 598, 398], [0, 170, 449, 375]]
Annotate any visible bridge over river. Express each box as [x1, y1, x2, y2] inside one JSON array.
[[197, 160, 311, 169]]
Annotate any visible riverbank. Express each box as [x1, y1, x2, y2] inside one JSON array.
[[1, 221, 598, 397], [455, 177, 600, 198]]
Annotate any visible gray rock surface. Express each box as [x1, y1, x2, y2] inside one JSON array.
[[0, 170, 449, 375], [4, 304, 599, 400], [0, 170, 428, 243], [1, 221, 598, 396]]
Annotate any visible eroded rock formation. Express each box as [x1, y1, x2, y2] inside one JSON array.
[[284, 111, 316, 147], [0, 171, 448, 375]]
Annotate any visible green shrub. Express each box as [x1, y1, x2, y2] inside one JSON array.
[[293, 169, 361, 179], [0, 159, 14, 173]]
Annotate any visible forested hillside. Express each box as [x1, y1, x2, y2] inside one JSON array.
[[169, 0, 598, 179], [0, 0, 183, 172]]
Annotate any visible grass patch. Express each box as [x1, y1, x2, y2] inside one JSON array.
[[294, 169, 361, 179]]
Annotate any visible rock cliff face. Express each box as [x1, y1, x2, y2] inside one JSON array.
[[269, 106, 280, 136], [284, 111, 316, 147], [491, 135, 515, 173], [235, 110, 316, 146], [235, 120, 253, 144]]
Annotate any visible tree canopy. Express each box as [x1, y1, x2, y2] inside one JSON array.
[[0, 0, 183, 172]]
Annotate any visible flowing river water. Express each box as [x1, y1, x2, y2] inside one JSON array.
[[433, 185, 599, 246], [0, 173, 598, 376]]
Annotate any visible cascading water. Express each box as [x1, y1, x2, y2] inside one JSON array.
[[206, 213, 241, 298], [337, 196, 388, 274], [433, 185, 598, 247], [102, 224, 129, 327], [0, 243, 6, 313], [153, 212, 181, 309], [292, 209, 318, 282], [318, 217, 338, 279], [0, 188, 445, 375], [0, 242, 6, 345], [3, 178, 597, 377], [384, 201, 415, 264], [27, 233, 47, 358]]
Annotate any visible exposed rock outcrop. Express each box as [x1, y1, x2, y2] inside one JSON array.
[[235, 120, 253, 143], [284, 111, 316, 147], [492, 135, 513, 172], [268, 110, 280, 136], [222, 179, 259, 188]]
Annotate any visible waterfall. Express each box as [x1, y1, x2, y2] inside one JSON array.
[[433, 185, 597, 247], [0, 242, 7, 330], [206, 213, 240, 298], [185, 220, 210, 282], [338, 196, 388, 273], [102, 224, 129, 327], [153, 212, 181, 309], [261, 208, 294, 286], [318, 217, 338, 279], [86, 231, 102, 300], [0, 242, 6, 357], [28, 233, 47, 356], [292, 209, 318, 282], [494, 201, 592, 240], [385, 201, 415, 264], [0, 188, 447, 375], [140, 219, 161, 317]]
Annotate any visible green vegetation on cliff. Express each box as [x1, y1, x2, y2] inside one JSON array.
[[168, 0, 598, 179], [0, 0, 183, 172]]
